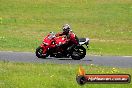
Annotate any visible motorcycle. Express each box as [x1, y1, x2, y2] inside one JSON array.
[[36, 32, 89, 60]]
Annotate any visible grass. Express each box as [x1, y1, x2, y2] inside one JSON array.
[[0, 1, 132, 88], [0, 61, 132, 88], [0, 0, 132, 55]]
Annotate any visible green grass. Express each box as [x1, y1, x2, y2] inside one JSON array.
[[0, 61, 131, 88], [0, 1, 131, 88], [0, 0, 132, 55]]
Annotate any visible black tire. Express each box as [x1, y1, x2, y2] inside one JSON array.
[[36, 46, 49, 58], [71, 46, 86, 60]]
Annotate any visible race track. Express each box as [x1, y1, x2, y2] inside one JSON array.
[[0, 51, 132, 68]]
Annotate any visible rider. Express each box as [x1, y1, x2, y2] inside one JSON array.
[[56, 24, 79, 46]]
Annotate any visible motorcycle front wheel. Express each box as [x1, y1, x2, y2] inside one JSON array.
[[36, 46, 49, 58], [71, 46, 86, 60]]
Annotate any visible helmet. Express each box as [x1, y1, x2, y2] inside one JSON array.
[[62, 24, 71, 34]]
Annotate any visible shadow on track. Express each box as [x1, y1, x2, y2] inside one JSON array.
[[58, 58, 92, 62], [58, 58, 74, 60]]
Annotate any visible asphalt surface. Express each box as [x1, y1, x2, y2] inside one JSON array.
[[0, 51, 132, 68]]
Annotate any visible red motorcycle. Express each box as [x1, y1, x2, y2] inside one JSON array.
[[36, 32, 89, 60]]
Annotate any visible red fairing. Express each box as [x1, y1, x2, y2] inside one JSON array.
[[56, 32, 78, 45], [54, 36, 67, 45], [40, 34, 56, 53], [40, 32, 78, 54]]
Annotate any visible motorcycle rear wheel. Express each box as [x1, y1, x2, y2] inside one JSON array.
[[71, 46, 86, 60], [36, 46, 49, 58]]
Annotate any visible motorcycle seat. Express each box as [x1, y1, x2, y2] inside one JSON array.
[[79, 38, 86, 42]]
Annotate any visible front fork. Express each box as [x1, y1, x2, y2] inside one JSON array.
[[40, 44, 48, 54]]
